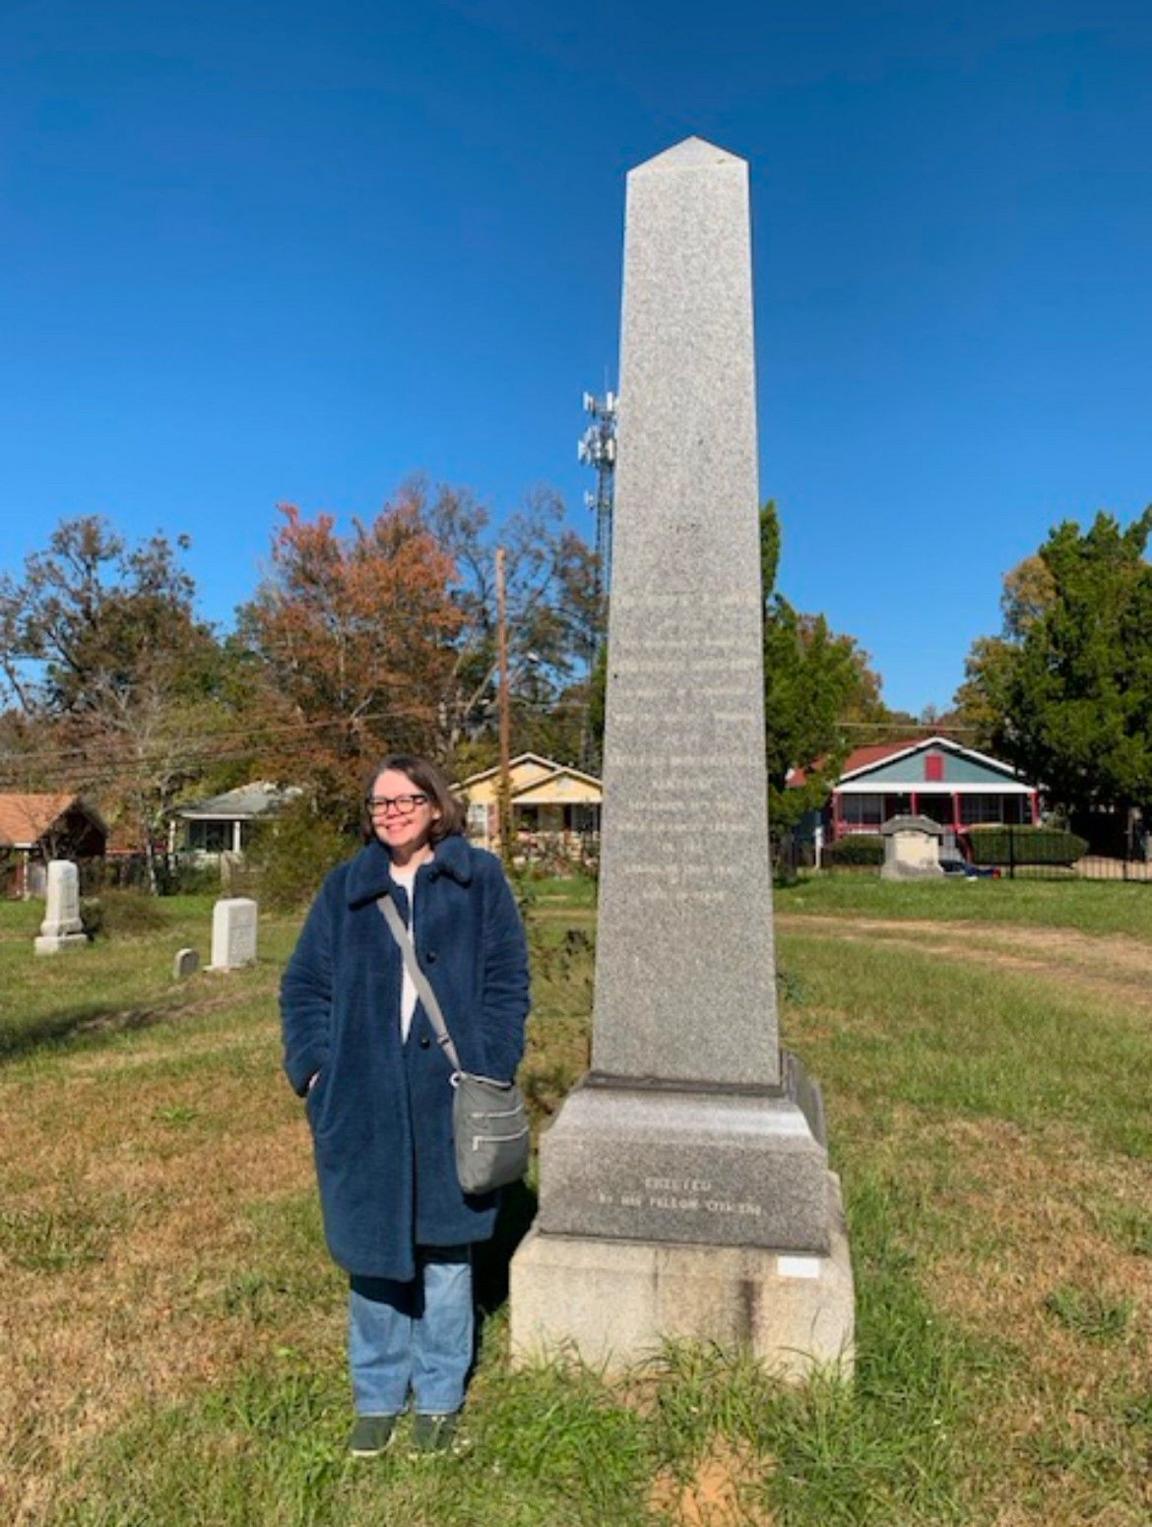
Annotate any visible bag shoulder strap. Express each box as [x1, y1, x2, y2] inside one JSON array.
[[376, 895, 463, 1073]]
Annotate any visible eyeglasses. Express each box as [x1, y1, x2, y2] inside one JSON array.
[[365, 793, 429, 817]]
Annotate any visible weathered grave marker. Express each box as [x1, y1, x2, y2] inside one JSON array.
[[881, 815, 945, 879], [209, 897, 258, 971], [511, 138, 854, 1376], [33, 860, 88, 956], [173, 947, 201, 979]]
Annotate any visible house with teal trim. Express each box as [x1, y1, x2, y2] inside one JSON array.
[[789, 736, 1039, 844]]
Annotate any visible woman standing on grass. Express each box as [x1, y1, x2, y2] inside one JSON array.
[[280, 754, 530, 1458]]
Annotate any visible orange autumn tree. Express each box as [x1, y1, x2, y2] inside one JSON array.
[[239, 497, 463, 824]]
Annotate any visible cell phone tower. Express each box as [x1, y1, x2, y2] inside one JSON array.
[[578, 389, 617, 599]]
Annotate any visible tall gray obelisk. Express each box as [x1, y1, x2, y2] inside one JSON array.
[[511, 139, 853, 1376]]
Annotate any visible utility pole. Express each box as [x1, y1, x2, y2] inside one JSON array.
[[495, 546, 513, 869]]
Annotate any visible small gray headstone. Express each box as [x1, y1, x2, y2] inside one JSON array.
[[173, 947, 200, 979], [34, 860, 88, 956], [209, 897, 258, 970]]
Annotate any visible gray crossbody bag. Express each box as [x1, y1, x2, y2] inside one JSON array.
[[377, 895, 530, 1195]]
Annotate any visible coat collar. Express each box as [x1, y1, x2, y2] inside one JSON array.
[[345, 833, 474, 906]]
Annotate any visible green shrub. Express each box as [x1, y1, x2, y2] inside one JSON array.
[[824, 834, 884, 866], [82, 890, 167, 938], [966, 826, 1087, 866], [244, 799, 356, 910], [78, 897, 102, 939], [168, 861, 221, 896]]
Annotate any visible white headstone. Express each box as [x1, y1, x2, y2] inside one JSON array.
[[34, 860, 88, 956], [209, 897, 258, 970]]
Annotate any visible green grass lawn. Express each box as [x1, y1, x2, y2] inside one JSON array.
[[1, 883, 1149, 1524], [777, 872, 1152, 942]]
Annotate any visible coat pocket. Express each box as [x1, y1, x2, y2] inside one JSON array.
[[305, 1069, 329, 1132]]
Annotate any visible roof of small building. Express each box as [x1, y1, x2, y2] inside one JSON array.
[[455, 753, 602, 791], [788, 739, 921, 789], [176, 782, 302, 820], [0, 792, 106, 848], [788, 735, 1025, 789]]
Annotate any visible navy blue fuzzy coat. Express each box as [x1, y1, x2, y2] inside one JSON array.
[[280, 834, 530, 1281]]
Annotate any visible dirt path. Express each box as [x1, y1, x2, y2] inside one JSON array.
[[777, 913, 1152, 1011]]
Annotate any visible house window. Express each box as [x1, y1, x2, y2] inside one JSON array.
[[960, 795, 1028, 826], [189, 820, 231, 853], [842, 794, 884, 828], [924, 753, 944, 781]]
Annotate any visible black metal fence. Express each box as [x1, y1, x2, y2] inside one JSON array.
[[774, 825, 1152, 883]]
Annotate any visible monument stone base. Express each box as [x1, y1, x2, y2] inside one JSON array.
[[537, 1052, 831, 1254], [34, 932, 88, 956], [879, 863, 944, 881], [510, 1175, 854, 1380]]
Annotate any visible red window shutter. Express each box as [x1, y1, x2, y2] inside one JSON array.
[[924, 753, 944, 782]]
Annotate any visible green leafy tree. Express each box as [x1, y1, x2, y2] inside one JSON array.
[[954, 554, 1058, 748], [956, 508, 1152, 825], [759, 504, 887, 829], [0, 517, 201, 717], [0, 517, 230, 890]]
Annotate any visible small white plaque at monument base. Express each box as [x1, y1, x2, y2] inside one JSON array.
[[777, 1256, 822, 1280], [209, 897, 258, 971], [34, 860, 88, 956]]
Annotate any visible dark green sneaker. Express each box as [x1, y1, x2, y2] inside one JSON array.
[[348, 1414, 398, 1457], [409, 1412, 466, 1457]]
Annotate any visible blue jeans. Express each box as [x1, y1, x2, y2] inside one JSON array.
[[347, 1245, 473, 1416]]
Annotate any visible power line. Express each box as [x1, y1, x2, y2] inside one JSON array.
[[0, 704, 445, 771]]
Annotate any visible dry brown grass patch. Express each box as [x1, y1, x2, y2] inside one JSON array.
[[649, 1435, 774, 1526], [778, 914, 1152, 1013], [0, 1017, 334, 1523]]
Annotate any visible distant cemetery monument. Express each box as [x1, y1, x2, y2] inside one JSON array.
[[881, 815, 946, 880], [34, 860, 88, 956], [511, 139, 854, 1375]]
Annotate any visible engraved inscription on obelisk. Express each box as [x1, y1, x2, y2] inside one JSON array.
[[592, 136, 778, 1089]]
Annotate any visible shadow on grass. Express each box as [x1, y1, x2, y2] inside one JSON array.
[[0, 1000, 175, 1064]]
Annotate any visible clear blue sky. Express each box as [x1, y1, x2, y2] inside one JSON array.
[[3, 0, 1150, 715]]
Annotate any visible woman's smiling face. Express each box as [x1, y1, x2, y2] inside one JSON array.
[[368, 767, 441, 862]]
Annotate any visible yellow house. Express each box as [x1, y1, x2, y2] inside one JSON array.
[[455, 753, 602, 858]]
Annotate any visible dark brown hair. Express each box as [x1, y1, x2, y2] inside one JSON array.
[[362, 754, 465, 844]]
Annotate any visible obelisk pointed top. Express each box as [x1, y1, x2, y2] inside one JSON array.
[[631, 136, 745, 174]]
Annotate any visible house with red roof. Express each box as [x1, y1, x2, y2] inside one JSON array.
[[0, 793, 107, 898], [789, 736, 1039, 844]]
